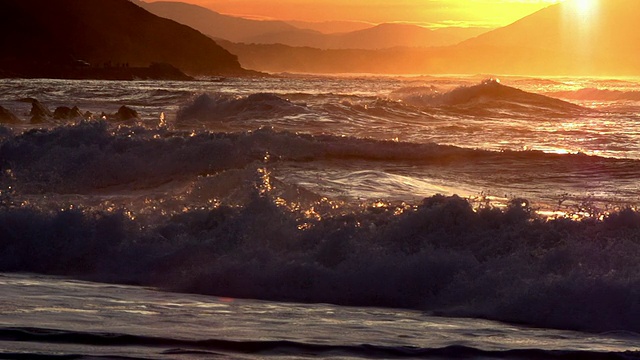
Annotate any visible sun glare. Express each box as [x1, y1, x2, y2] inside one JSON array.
[[562, 0, 600, 19], [561, 0, 600, 65], [571, 0, 598, 16]]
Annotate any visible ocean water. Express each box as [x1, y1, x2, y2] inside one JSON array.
[[1, 75, 640, 359], [1, 273, 638, 360]]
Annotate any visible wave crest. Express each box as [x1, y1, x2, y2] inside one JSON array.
[[176, 93, 308, 124], [391, 79, 583, 113], [1, 122, 639, 196]]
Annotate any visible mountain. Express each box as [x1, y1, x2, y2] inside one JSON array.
[[285, 20, 373, 34], [0, 0, 248, 79], [244, 23, 489, 50], [217, 41, 439, 74], [136, 1, 300, 43], [138, 1, 487, 49], [220, 0, 640, 76], [457, 0, 640, 75]]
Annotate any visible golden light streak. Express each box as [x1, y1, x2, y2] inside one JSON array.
[[560, 0, 601, 71]]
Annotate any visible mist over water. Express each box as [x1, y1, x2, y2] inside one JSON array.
[[2, 76, 640, 343]]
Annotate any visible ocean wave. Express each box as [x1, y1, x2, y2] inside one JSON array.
[[1, 190, 640, 333], [2, 123, 640, 333], [547, 88, 640, 101], [1, 327, 638, 359], [390, 79, 583, 114], [1, 122, 639, 195], [176, 93, 308, 125], [0, 121, 261, 193], [319, 96, 426, 121]]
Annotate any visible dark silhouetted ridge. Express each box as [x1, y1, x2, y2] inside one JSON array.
[[0, 0, 251, 79]]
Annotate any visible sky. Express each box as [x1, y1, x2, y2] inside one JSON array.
[[155, 0, 564, 27]]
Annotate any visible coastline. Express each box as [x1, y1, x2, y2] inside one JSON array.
[[0, 63, 266, 81]]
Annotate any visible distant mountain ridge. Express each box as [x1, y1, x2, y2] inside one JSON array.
[[4, 0, 635, 78], [138, 1, 488, 49], [134, 0, 300, 43], [0, 0, 249, 79], [284, 20, 373, 34], [219, 0, 640, 76], [244, 23, 488, 49]]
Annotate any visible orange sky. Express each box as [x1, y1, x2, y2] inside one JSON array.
[[153, 0, 563, 27]]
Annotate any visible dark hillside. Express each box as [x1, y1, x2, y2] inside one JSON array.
[[0, 0, 248, 78]]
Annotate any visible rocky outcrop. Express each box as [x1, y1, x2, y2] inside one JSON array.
[[53, 106, 83, 120], [18, 98, 53, 123], [1, 98, 147, 124], [0, 106, 21, 124], [115, 106, 139, 121]]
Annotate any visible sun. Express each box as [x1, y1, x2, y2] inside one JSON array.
[[575, 0, 593, 13], [567, 0, 599, 16], [561, 0, 600, 27]]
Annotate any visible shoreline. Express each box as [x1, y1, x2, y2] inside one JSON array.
[[0, 63, 265, 81]]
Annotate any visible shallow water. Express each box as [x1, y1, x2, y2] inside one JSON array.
[[1, 273, 638, 359]]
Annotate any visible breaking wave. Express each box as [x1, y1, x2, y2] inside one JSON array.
[[390, 79, 583, 114], [1, 191, 640, 333], [176, 93, 308, 125], [2, 121, 639, 195], [2, 122, 640, 334]]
